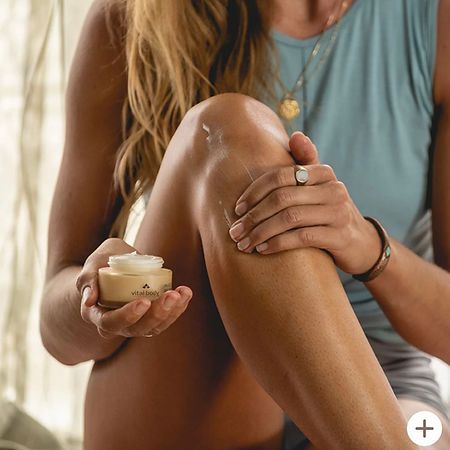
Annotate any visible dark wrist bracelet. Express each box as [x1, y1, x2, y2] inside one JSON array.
[[352, 216, 391, 282]]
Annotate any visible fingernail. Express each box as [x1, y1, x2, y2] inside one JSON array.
[[229, 222, 244, 240], [179, 287, 191, 298], [237, 237, 251, 251], [82, 287, 91, 304], [235, 202, 247, 216], [293, 131, 306, 138], [162, 294, 178, 311], [256, 243, 269, 253], [180, 289, 192, 305], [135, 300, 150, 314]]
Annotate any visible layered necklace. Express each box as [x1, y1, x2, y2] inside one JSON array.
[[278, 0, 348, 121]]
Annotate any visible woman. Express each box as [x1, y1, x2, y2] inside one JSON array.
[[40, 0, 450, 448]]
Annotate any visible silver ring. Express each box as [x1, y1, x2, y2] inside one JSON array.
[[295, 165, 309, 186], [143, 332, 154, 338]]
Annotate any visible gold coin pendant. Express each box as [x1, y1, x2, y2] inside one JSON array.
[[279, 97, 301, 121]]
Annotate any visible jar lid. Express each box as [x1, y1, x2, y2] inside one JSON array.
[[108, 251, 164, 273]]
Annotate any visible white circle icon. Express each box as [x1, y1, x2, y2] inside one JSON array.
[[407, 410, 442, 446]]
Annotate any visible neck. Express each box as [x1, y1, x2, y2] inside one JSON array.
[[272, 0, 350, 39]]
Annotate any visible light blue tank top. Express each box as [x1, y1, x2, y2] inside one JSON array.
[[271, 0, 439, 343]]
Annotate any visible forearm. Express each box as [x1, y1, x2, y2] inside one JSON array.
[[40, 265, 125, 365], [366, 238, 450, 362]]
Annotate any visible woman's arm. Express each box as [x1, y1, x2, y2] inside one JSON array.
[[40, 0, 129, 365], [41, 0, 192, 364], [365, 240, 450, 363], [361, 0, 450, 362], [41, 0, 201, 366]]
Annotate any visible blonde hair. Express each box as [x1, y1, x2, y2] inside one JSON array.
[[107, 0, 277, 238]]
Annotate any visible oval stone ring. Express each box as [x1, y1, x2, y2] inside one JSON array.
[[295, 165, 309, 186]]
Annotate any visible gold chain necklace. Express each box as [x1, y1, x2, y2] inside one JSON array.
[[278, 0, 347, 121]]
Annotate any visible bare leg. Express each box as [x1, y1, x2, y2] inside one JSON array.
[[181, 94, 412, 448], [304, 398, 450, 450], [84, 94, 413, 450]]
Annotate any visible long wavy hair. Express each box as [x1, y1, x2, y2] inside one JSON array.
[[106, 0, 277, 237]]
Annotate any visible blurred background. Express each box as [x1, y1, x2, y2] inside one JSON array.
[[0, 1, 449, 449], [1, 2, 92, 448]]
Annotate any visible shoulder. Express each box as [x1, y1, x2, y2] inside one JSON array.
[[434, 0, 450, 106], [89, 0, 127, 48]]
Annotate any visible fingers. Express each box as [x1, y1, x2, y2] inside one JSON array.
[[232, 133, 324, 234], [234, 166, 297, 216], [81, 286, 97, 307], [77, 272, 99, 307], [125, 287, 192, 337], [230, 187, 324, 242], [99, 300, 152, 332], [296, 164, 337, 186], [232, 205, 336, 253], [75, 238, 194, 340], [81, 298, 151, 338], [234, 165, 337, 217], [289, 131, 320, 165], [81, 286, 193, 339], [230, 181, 341, 241], [255, 226, 343, 255]]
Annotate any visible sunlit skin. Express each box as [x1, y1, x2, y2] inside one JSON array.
[[39, 0, 450, 449]]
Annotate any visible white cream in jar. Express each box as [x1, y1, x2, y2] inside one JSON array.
[[98, 252, 172, 308]]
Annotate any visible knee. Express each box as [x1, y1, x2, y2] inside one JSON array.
[[187, 93, 279, 133], [176, 93, 288, 164]]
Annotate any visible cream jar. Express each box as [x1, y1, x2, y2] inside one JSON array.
[[98, 252, 172, 309]]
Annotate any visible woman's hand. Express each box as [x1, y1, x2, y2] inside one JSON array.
[[75, 238, 193, 339], [228, 132, 381, 275]]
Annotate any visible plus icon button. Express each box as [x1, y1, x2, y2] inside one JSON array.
[[415, 419, 434, 438], [407, 410, 443, 446]]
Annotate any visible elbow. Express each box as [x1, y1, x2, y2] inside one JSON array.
[[39, 293, 123, 366], [52, 354, 85, 367], [39, 320, 119, 366], [40, 332, 84, 366], [39, 288, 89, 366], [39, 320, 88, 367]]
